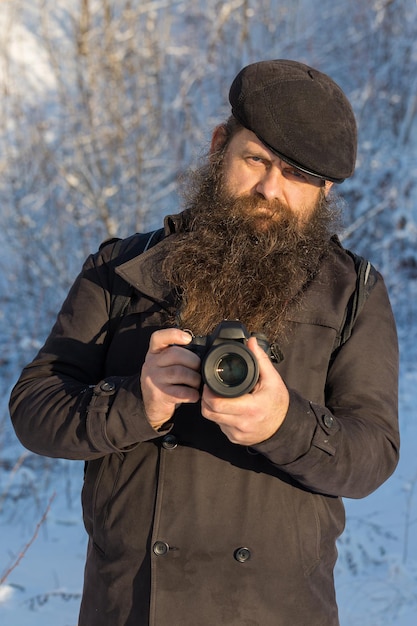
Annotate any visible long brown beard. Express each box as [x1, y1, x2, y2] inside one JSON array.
[[163, 160, 339, 343]]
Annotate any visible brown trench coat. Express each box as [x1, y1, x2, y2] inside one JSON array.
[[9, 216, 399, 626]]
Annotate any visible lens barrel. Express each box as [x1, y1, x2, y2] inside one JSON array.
[[202, 342, 259, 397]]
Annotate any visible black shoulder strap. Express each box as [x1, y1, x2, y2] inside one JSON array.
[[332, 251, 378, 351], [103, 228, 164, 340]]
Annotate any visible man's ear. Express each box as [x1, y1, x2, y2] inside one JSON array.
[[324, 181, 334, 196], [210, 124, 228, 154]]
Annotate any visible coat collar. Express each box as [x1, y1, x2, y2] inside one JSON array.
[[114, 214, 357, 331], [114, 214, 183, 310]]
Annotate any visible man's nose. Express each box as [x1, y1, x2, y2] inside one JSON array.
[[255, 167, 285, 201]]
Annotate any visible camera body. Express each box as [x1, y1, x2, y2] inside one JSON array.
[[185, 320, 270, 398]]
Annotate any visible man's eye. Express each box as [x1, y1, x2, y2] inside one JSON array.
[[248, 156, 264, 164], [284, 168, 307, 181]]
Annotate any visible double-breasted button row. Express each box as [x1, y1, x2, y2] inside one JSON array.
[[152, 541, 251, 562]]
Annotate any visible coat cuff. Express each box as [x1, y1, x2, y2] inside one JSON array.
[[253, 389, 340, 465], [86, 377, 166, 453]]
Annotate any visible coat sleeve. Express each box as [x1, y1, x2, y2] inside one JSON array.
[[254, 273, 400, 499], [9, 246, 162, 461]]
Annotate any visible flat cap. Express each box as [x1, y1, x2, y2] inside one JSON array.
[[229, 59, 357, 183]]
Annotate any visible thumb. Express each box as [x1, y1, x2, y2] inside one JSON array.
[[247, 336, 288, 403], [247, 336, 272, 370]]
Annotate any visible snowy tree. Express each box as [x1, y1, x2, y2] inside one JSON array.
[[1, 1, 417, 623]]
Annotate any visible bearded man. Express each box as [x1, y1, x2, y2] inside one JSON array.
[[10, 60, 399, 626]]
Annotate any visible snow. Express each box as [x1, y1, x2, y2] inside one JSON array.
[[0, 458, 86, 626], [1, 0, 417, 624], [335, 369, 417, 625]]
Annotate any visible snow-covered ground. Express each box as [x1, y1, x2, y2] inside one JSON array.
[[0, 453, 86, 626]]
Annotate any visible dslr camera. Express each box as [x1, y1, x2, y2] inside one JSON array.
[[184, 320, 271, 398]]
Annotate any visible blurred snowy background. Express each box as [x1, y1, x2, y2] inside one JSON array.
[[1, 1, 416, 624]]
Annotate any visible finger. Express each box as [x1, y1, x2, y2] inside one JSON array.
[[247, 336, 275, 378], [247, 335, 271, 362], [162, 364, 202, 390], [201, 385, 252, 416], [148, 344, 200, 371], [148, 328, 192, 353]]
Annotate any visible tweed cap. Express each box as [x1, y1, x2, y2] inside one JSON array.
[[229, 59, 357, 183]]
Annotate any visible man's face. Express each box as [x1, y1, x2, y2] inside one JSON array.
[[212, 127, 333, 226]]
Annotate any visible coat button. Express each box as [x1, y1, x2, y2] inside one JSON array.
[[100, 381, 116, 393], [162, 435, 178, 449], [153, 541, 169, 556], [234, 547, 251, 563], [323, 414, 334, 429]]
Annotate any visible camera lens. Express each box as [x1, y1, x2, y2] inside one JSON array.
[[202, 343, 259, 397], [215, 353, 248, 387]]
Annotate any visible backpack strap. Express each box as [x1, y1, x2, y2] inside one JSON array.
[[101, 228, 164, 341], [332, 250, 378, 352]]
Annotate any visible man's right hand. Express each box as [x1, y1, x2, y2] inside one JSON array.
[[140, 328, 201, 430]]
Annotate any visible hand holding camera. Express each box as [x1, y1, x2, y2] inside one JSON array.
[[142, 321, 289, 444], [199, 327, 289, 446], [140, 327, 201, 430], [183, 320, 271, 398]]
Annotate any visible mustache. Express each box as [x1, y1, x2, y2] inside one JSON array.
[[190, 193, 295, 223], [230, 195, 291, 213], [186, 195, 304, 249]]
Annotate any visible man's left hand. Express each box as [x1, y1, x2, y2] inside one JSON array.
[[200, 336, 289, 445]]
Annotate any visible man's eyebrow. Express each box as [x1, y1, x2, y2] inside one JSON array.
[[243, 144, 271, 158]]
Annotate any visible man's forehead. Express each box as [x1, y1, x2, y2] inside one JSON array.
[[237, 131, 271, 154], [230, 128, 278, 159]]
